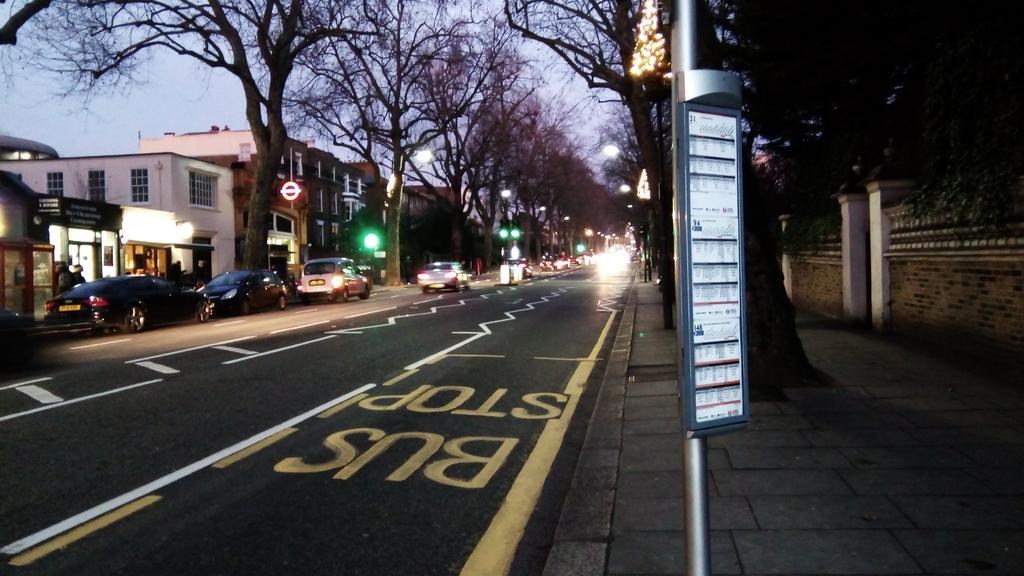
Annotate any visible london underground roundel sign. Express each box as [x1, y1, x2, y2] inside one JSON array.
[[280, 180, 302, 201]]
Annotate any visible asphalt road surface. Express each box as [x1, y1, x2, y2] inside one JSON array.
[[0, 262, 633, 575]]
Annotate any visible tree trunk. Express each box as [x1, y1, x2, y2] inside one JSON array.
[[241, 107, 286, 270], [450, 216, 464, 262], [385, 173, 403, 287]]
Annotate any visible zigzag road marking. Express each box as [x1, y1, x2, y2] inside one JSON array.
[[326, 291, 503, 335]]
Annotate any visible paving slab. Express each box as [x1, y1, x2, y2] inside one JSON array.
[[895, 530, 1024, 574], [713, 469, 852, 496], [725, 446, 852, 469], [542, 542, 608, 576], [957, 445, 1024, 467], [908, 426, 1024, 446], [891, 496, 1024, 529], [733, 529, 921, 574], [572, 466, 618, 490], [745, 413, 814, 430], [607, 531, 740, 575], [747, 495, 912, 529], [707, 430, 812, 448], [801, 412, 916, 429], [621, 434, 682, 472], [626, 379, 678, 397], [617, 470, 684, 500], [900, 410, 1022, 428], [966, 467, 1024, 495], [802, 429, 921, 447], [840, 446, 974, 468], [554, 488, 615, 540], [624, 397, 679, 420], [578, 447, 620, 470], [624, 417, 681, 436], [612, 496, 757, 531], [839, 469, 995, 496]]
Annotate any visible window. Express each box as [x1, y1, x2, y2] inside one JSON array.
[[130, 168, 149, 203], [331, 191, 338, 214], [87, 170, 105, 202], [46, 172, 63, 196], [317, 189, 324, 212], [316, 219, 325, 246], [189, 171, 215, 207], [273, 213, 293, 234], [344, 201, 354, 222], [239, 143, 252, 161]]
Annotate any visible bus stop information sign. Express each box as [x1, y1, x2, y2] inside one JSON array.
[[677, 101, 749, 437]]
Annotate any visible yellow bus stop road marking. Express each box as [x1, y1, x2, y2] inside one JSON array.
[[212, 428, 298, 469], [460, 311, 618, 576], [9, 495, 162, 566]]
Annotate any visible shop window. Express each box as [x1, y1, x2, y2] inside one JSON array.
[[47, 172, 64, 197], [189, 171, 215, 207], [131, 168, 149, 203], [88, 170, 106, 202]]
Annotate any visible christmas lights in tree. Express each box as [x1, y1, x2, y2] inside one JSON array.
[[636, 169, 652, 200], [629, 0, 669, 79]]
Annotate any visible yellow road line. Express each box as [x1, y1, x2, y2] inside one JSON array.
[[317, 393, 370, 418], [461, 311, 618, 576], [381, 369, 419, 387], [533, 356, 601, 362], [211, 428, 297, 469], [9, 495, 162, 566]]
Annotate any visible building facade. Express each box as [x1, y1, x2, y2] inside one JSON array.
[[0, 153, 234, 283], [0, 171, 54, 318], [139, 127, 367, 279]]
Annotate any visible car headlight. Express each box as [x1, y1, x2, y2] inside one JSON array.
[[223, 288, 237, 299], [331, 276, 344, 288]]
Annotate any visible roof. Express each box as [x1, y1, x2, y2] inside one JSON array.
[[0, 135, 59, 159]]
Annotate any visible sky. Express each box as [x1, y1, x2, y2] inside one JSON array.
[[0, 36, 612, 163]]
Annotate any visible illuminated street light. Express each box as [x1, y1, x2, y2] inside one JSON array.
[[584, 228, 594, 237], [500, 189, 512, 199], [619, 184, 632, 194], [538, 206, 546, 212], [414, 149, 435, 164], [563, 216, 571, 222], [602, 144, 620, 158], [627, 204, 634, 208]]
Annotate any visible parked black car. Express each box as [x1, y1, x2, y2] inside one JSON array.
[[201, 270, 288, 316], [44, 276, 212, 333]]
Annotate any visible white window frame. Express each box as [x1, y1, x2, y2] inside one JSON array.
[[130, 168, 149, 204], [46, 172, 64, 197], [87, 169, 106, 202], [189, 171, 216, 208]]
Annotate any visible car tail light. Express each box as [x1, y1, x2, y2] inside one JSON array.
[[331, 275, 344, 288], [417, 273, 430, 280], [45, 301, 56, 312], [88, 295, 110, 307]]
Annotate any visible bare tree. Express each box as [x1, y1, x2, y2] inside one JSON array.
[[292, 0, 458, 285], [0, 0, 51, 45], [408, 17, 532, 264], [29, 0, 367, 269]]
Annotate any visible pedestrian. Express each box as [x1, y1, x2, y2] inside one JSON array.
[[70, 264, 86, 286], [56, 262, 74, 293], [195, 260, 210, 289]]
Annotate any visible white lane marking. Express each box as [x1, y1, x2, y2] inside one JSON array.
[[0, 383, 376, 555], [0, 380, 163, 424], [404, 290, 564, 370], [0, 377, 53, 391], [125, 336, 256, 364], [345, 306, 397, 319], [390, 295, 401, 299], [15, 385, 63, 404], [511, 299, 523, 304], [211, 345, 258, 356], [213, 319, 246, 327], [268, 320, 329, 335], [135, 361, 180, 375], [414, 295, 443, 305], [68, 338, 131, 350], [327, 296, 483, 335], [293, 308, 320, 315], [222, 335, 336, 365]]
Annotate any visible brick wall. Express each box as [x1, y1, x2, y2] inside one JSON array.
[[789, 256, 843, 319]]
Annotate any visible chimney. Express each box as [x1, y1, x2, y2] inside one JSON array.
[[163, 132, 176, 136], [223, 125, 230, 131], [210, 125, 220, 132]]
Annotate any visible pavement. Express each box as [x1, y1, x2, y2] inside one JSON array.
[[544, 279, 1024, 575]]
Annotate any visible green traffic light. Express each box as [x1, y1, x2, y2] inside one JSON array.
[[511, 229, 521, 239], [363, 232, 380, 250], [576, 243, 586, 253], [499, 229, 509, 239]]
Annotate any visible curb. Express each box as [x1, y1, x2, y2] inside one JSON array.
[[541, 277, 638, 576]]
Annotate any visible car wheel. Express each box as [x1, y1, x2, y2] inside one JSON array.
[[339, 288, 349, 303], [277, 294, 287, 310], [422, 287, 430, 294], [452, 283, 461, 292], [122, 305, 146, 333], [196, 301, 212, 323], [358, 285, 370, 300], [239, 298, 252, 316]]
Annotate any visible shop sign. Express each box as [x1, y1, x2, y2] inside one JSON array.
[[36, 197, 121, 230]]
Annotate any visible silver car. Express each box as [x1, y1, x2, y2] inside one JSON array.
[[417, 261, 471, 293], [298, 257, 371, 304]]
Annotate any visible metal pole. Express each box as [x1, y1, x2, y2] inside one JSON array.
[[674, 1, 711, 576]]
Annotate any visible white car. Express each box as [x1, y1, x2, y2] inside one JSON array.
[[297, 257, 371, 304], [417, 261, 471, 293]]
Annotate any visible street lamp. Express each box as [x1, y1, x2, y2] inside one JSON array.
[[500, 189, 512, 200], [414, 149, 435, 164], [602, 144, 620, 158], [619, 184, 632, 193]]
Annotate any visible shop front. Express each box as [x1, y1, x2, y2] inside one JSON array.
[[120, 207, 213, 282], [38, 196, 122, 283], [1, 172, 55, 318]]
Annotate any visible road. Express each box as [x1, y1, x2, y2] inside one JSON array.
[[0, 263, 632, 575]]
